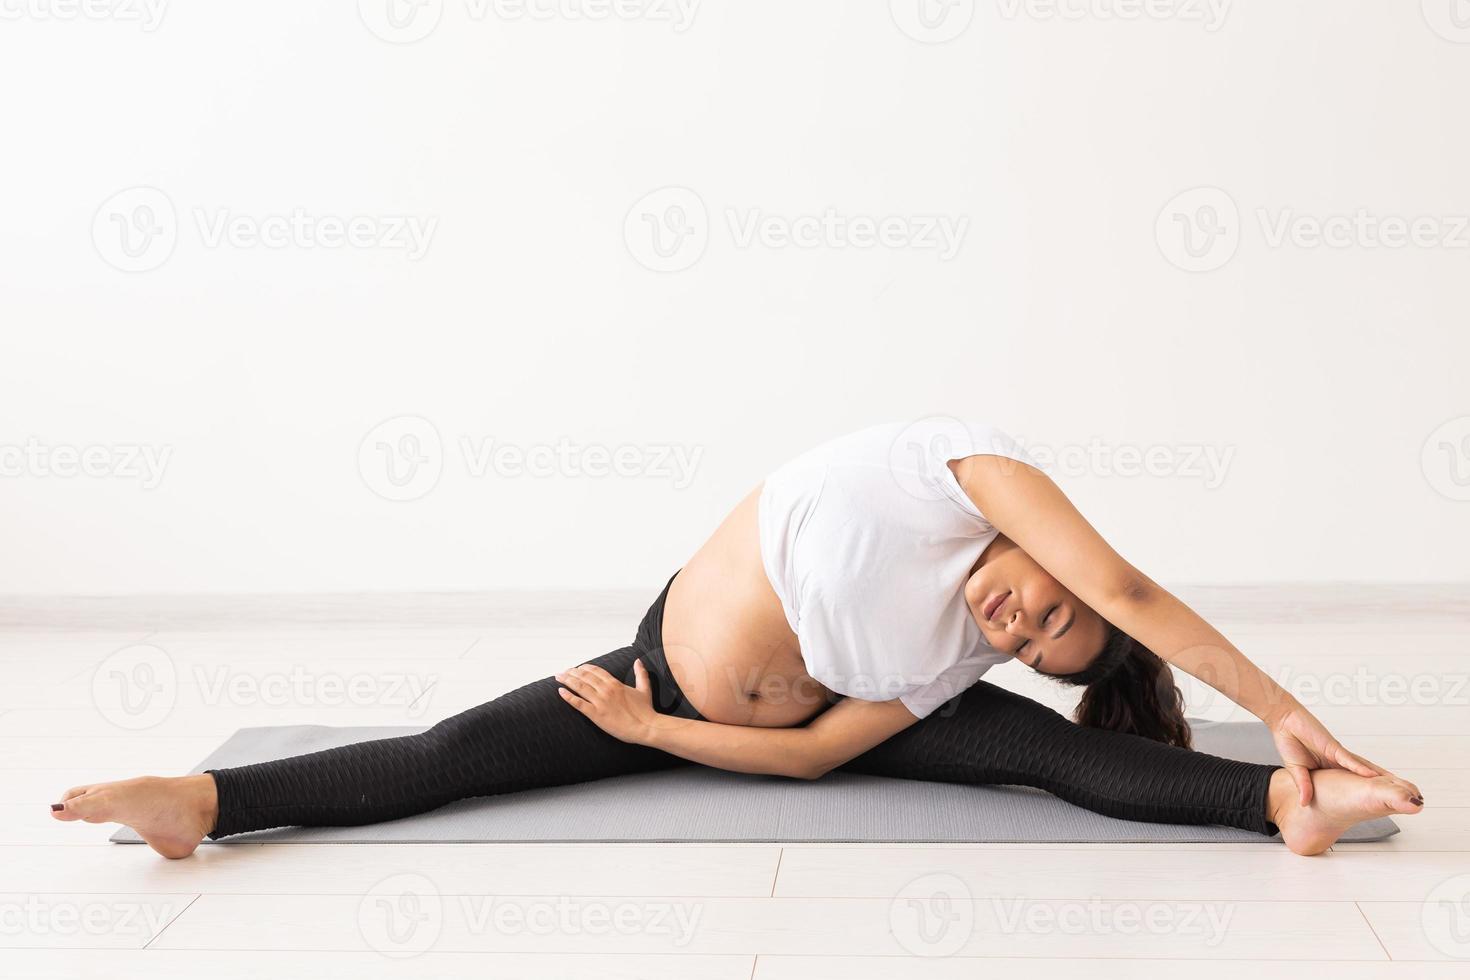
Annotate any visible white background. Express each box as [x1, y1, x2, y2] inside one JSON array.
[[2, 0, 1466, 594]]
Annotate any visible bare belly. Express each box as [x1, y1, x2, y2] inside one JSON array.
[[661, 484, 833, 727]]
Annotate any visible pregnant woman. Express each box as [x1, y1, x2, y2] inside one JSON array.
[[52, 419, 1423, 858]]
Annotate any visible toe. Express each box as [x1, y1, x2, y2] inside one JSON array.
[[50, 790, 92, 821], [1384, 784, 1423, 814], [51, 785, 94, 818], [64, 791, 112, 824]]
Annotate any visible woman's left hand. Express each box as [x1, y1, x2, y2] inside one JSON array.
[[1269, 700, 1391, 804], [556, 660, 657, 745]]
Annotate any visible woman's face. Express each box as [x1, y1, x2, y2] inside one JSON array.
[[964, 535, 1110, 676]]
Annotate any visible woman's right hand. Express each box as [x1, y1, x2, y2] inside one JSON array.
[[1268, 700, 1418, 805], [555, 659, 658, 745]]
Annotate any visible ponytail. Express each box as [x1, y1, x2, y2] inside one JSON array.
[[1056, 627, 1192, 750]]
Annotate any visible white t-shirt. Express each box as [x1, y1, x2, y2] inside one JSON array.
[[757, 419, 1040, 719]]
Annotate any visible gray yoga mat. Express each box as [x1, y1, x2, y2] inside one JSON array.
[[111, 719, 1398, 844]]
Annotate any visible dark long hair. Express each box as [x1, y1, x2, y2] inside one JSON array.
[[1053, 625, 1192, 749]]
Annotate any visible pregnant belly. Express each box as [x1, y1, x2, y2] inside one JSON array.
[[662, 485, 834, 728]]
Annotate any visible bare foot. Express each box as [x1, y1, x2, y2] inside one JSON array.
[[1268, 768, 1423, 856], [50, 775, 219, 860]]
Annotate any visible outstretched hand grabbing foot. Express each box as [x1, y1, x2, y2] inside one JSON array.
[[1269, 767, 1423, 856]]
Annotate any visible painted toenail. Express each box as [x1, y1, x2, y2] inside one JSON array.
[[50, 803, 64, 811], [1410, 796, 1424, 805]]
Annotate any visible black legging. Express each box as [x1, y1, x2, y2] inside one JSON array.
[[206, 573, 1280, 839]]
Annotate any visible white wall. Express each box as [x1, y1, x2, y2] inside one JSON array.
[[2, 1, 1467, 594]]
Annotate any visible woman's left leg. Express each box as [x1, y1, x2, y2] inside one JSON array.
[[837, 680, 1280, 834]]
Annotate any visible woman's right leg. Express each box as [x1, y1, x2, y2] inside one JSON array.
[[52, 645, 691, 854], [207, 645, 685, 837]]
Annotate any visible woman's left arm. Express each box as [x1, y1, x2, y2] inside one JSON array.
[[950, 452, 1389, 804]]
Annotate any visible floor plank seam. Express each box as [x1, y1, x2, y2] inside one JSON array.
[[1352, 901, 1393, 961], [141, 893, 201, 951]]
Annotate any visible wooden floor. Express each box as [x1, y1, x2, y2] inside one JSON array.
[[2, 585, 1467, 978]]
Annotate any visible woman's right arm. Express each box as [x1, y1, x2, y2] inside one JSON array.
[[644, 696, 918, 779], [556, 660, 918, 780]]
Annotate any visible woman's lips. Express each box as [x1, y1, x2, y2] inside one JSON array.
[[983, 591, 1010, 622]]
